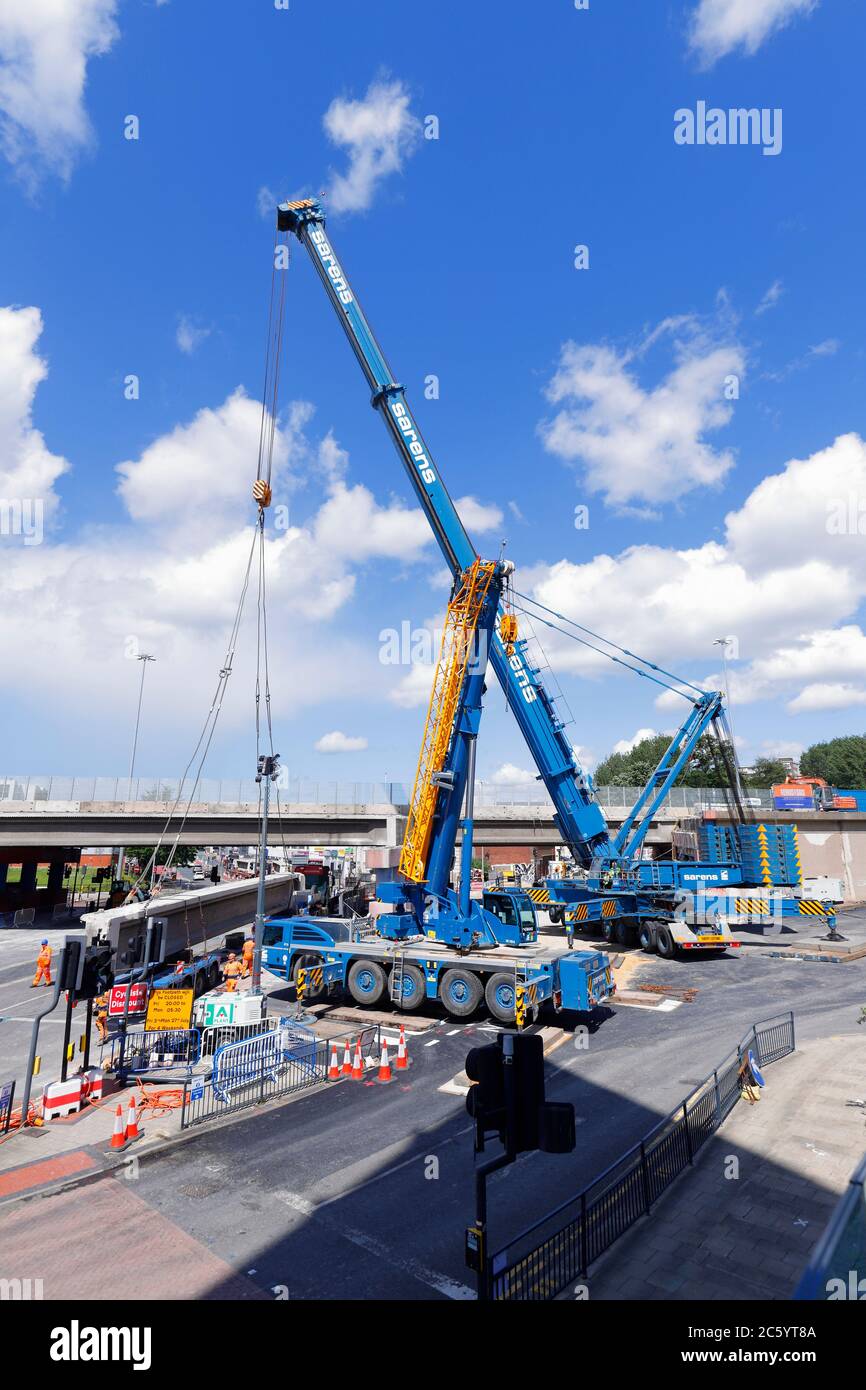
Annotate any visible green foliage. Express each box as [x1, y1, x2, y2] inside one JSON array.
[[800, 735, 866, 789], [126, 844, 199, 869], [744, 758, 791, 787], [595, 734, 735, 789]]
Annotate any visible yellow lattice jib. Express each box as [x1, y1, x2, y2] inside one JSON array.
[[399, 560, 497, 884]]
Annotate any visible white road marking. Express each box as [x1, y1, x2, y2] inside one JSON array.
[[423, 1039, 440, 1047], [446, 1028, 460, 1036], [274, 1189, 474, 1300]]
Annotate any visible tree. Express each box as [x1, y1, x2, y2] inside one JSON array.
[[126, 845, 199, 870], [594, 733, 734, 789], [800, 734, 866, 789], [744, 758, 790, 787]]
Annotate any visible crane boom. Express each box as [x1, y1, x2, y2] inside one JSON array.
[[277, 198, 615, 869]]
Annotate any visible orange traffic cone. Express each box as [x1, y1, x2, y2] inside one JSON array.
[[377, 1037, 393, 1084], [110, 1104, 126, 1150], [327, 1041, 340, 1081], [341, 1038, 353, 1076], [124, 1095, 140, 1142], [396, 1024, 408, 1070], [351, 1038, 364, 1081]]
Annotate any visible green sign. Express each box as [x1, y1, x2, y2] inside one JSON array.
[[203, 997, 237, 1027]]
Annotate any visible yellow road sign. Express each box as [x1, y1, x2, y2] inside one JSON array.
[[145, 988, 194, 1032]]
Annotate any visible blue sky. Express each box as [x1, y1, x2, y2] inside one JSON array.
[[1, 0, 865, 790]]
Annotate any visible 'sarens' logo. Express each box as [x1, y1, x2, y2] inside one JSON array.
[[308, 227, 353, 305], [389, 400, 436, 486], [495, 631, 537, 704]]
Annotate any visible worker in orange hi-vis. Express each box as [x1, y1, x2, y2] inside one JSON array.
[[222, 953, 243, 993], [95, 991, 110, 1043], [31, 938, 52, 987], [241, 936, 255, 978]]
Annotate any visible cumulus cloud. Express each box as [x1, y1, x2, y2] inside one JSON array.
[[315, 730, 368, 753], [0, 305, 69, 520], [787, 683, 866, 715], [520, 433, 866, 721], [688, 0, 818, 68], [0, 0, 119, 188], [538, 315, 744, 510], [489, 763, 537, 786], [388, 660, 434, 710], [0, 311, 504, 749], [613, 727, 659, 754], [323, 76, 420, 214]]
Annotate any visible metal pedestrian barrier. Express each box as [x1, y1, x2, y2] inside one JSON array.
[[104, 1027, 201, 1073], [487, 1012, 796, 1301], [181, 1021, 381, 1129]]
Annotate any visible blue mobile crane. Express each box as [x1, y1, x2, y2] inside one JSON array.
[[274, 199, 837, 957]]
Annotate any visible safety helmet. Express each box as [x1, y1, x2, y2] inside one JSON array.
[[41, 938, 48, 945]]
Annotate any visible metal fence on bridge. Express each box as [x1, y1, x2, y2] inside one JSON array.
[[488, 1011, 796, 1301], [0, 774, 774, 811]]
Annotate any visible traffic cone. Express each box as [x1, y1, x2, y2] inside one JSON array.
[[377, 1037, 393, 1084], [110, 1104, 126, 1150], [327, 1041, 340, 1081], [124, 1095, 140, 1142], [351, 1038, 364, 1081], [341, 1038, 353, 1076], [396, 1024, 408, 1071]]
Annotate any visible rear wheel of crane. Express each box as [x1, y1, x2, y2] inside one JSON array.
[[193, 967, 207, 998], [484, 972, 518, 1025], [639, 924, 656, 953], [207, 960, 220, 989], [439, 968, 483, 1019], [293, 953, 326, 1002], [548, 905, 564, 926], [347, 960, 387, 1007], [393, 964, 426, 1011], [655, 926, 676, 959]]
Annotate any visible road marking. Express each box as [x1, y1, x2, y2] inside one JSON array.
[[446, 1028, 460, 1036], [424, 1039, 440, 1047], [274, 1189, 474, 1300]]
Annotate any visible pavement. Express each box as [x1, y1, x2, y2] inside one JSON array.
[[581, 1032, 866, 1301]]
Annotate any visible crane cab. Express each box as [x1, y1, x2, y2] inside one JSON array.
[[482, 889, 538, 943]]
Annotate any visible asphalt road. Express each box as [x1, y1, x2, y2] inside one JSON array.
[[0, 928, 79, 1099], [3, 916, 865, 1301]]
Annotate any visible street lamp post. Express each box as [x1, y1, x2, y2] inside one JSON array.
[[119, 653, 156, 885]]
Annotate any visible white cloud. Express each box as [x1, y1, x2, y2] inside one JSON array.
[[539, 316, 744, 509], [176, 315, 211, 355], [0, 0, 119, 187], [755, 279, 784, 316], [388, 660, 433, 709], [454, 496, 504, 535], [787, 683, 866, 715], [688, 0, 818, 68], [323, 77, 420, 214], [0, 305, 69, 519], [613, 727, 659, 755], [489, 763, 537, 786], [315, 730, 368, 753], [521, 432, 866, 721]]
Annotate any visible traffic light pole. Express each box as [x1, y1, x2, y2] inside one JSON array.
[[253, 753, 279, 993], [59, 989, 74, 1082]]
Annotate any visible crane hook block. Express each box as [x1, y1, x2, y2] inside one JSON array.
[[500, 613, 518, 656], [253, 479, 272, 509]]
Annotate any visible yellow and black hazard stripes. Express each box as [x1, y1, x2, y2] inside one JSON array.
[[601, 899, 618, 918], [296, 966, 323, 999], [514, 981, 538, 1029], [735, 898, 771, 915], [526, 887, 550, 904], [570, 903, 589, 922], [798, 899, 831, 916]]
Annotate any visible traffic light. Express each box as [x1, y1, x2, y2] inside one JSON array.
[[465, 1031, 576, 1157], [75, 944, 115, 1001], [465, 1043, 506, 1144], [60, 937, 85, 993]]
